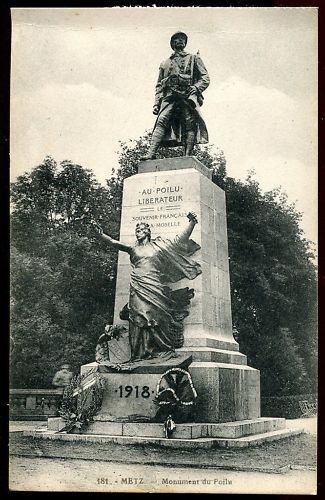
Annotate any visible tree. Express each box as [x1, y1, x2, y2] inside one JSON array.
[[10, 158, 118, 387], [225, 175, 317, 395]]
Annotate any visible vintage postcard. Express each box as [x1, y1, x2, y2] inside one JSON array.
[[9, 6, 317, 494]]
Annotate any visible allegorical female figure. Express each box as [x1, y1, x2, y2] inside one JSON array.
[[92, 213, 201, 362]]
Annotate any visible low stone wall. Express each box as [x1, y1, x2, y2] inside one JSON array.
[[9, 388, 64, 420]]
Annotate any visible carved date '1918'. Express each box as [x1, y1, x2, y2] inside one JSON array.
[[117, 385, 152, 398]]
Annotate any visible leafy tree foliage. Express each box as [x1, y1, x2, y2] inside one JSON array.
[[10, 140, 317, 396], [10, 158, 118, 387], [224, 174, 317, 395]]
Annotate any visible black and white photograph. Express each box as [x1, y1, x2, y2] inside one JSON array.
[[9, 6, 318, 494]]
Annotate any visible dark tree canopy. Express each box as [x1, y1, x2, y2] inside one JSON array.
[[10, 158, 119, 387], [10, 142, 317, 395]]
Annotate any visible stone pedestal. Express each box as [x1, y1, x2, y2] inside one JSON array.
[[114, 157, 235, 347], [81, 355, 192, 421], [190, 362, 260, 423], [108, 157, 261, 423], [88, 157, 260, 424]]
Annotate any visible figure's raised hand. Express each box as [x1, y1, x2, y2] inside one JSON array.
[[90, 219, 103, 236], [187, 212, 198, 224]]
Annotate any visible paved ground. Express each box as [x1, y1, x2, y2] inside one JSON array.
[[286, 416, 317, 435], [8, 417, 318, 494], [9, 455, 316, 494]]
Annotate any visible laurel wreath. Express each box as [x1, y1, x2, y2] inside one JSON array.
[[58, 369, 105, 433]]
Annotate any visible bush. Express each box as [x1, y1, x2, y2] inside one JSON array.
[[261, 393, 317, 419]]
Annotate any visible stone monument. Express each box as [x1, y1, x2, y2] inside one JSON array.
[[83, 156, 260, 424], [44, 32, 296, 446], [81, 30, 260, 424]]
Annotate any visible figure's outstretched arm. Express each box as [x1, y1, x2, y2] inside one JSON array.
[[178, 212, 198, 243], [91, 220, 132, 253]]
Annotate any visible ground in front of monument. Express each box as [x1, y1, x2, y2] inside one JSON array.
[[9, 417, 317, 494]]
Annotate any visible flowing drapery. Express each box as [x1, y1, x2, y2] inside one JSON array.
[[124, 236, 201, 361]]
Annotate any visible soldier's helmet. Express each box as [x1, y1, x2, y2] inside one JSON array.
[[170, 31, 188, 49]]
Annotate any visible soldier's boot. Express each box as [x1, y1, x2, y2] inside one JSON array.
[[140, 125, 165, 160], [185, 130, 196, 156]]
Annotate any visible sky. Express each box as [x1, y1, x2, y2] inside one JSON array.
[[10, 7, 318, 246]]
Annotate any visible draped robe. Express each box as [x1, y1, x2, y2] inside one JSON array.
[[123, 236, 201, 361]]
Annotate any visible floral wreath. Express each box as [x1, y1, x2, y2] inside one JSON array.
[[155, 367, 197, 406], [59, 369, 105, 433]]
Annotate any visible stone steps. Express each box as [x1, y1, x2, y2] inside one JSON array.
[[48, 416, 285, 439], [217, 428, 302, 448], [177, 347, 247, 365], [21, 426, 302, 450], [207, 417, 285, 438]]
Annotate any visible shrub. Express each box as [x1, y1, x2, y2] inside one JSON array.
[[261, 393, 317, 419]]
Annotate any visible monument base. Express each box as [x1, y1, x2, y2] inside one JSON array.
[[189, 362, 260, 423], [81, 338, 260, 423], [81, 355, 193, 422], [36, 416, 302, 450]]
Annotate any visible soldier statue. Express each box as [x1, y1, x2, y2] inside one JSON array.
[[142, 31, 210, 160]]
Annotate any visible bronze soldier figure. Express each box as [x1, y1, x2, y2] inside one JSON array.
[[142, 31, 210, 160]]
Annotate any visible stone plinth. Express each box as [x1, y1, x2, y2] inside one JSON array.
[[138, 156, 212, 179], [31, 417, 301, 452], [80, 359, 259, 424], [47, 416, 285, 438], [81, 355, 192, 421], [189, 362, 260, 423], [113, 157, 235, 347], [97, 371, 160, 421]]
